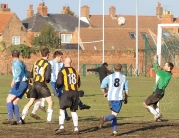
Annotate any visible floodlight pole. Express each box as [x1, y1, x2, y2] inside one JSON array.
[[102, 0, 104, 63], [135, 0, 139, 76], [78, 0, 81, 71]]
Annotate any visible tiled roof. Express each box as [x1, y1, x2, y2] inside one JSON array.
[[79, 28, 155, 50], [89, 15, 161, 34], [0, 12, 13, 33], [22, 13, 89, 32]]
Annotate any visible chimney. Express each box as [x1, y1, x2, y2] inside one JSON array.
[[162, 10, 174, 23], [0, 4, 10, 12], [37, 2, 48, 17], [27, 5, 34, 18], [156, 2, 163, 18], [109, 6, 116, 17], [81, 5, 90, 18], [61, 6, 68, 14]]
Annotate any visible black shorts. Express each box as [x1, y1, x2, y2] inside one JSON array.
[[60, 90, 79, 112], [28, 82, 51, 99], [145, 92, 164, 106]]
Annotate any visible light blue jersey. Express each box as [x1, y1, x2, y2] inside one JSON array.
[[49, 60, 64, 82], [12, 59, 27, 82], [101, 72, 129, 101]]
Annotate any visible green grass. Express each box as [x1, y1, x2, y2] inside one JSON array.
[[0, 75, 179, 137]]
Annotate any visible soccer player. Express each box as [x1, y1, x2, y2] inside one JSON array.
[[3, 50, 28, 125], [21, 48, 54, 123], [55, 57, 80, 134], [87, 62, 112, 83], [143, 55, 174, 121], [99, 63, 129, 136]]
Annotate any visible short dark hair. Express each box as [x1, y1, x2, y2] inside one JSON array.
[[41, 47, 50, 57], [167, 62, 174, 70], [103, 62, 108, 66], [12, 50, 20, 58], [53, 51, 63, 58], [114, 63, 122, 72]]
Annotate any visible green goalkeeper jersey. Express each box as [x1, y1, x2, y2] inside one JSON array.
[[153, 62, 172, 95]]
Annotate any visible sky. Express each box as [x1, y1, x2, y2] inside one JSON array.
[[2, 0, 179, 20]]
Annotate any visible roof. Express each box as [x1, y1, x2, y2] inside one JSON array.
[[78, 28, 156, 50], [0, 12, 14, 33], [89, 15, 161, 34], [22, 13, 89, 32]]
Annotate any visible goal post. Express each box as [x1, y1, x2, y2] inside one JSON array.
[[156, 23, 179, 111]]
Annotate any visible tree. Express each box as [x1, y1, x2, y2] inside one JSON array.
[[31, 24, 60, 49], [65, 6, 75, 16]]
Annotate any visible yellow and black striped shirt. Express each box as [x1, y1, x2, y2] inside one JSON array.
[[56, 67, 80, 91], [33, 59, 51, 83]]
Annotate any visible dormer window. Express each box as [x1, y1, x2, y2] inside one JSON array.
[[141, 33, 148, 39], [129, 33, 136, 39]]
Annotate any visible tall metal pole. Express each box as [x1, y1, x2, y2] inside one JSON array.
[[135, 0, 139, 76], [78, 0, 81, 71], [102, 0, 104, 63]]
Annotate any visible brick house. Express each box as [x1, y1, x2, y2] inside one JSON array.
[[71, 2, 179, 50], [0, 4, 27, 47], [22, 3, 89, 47]]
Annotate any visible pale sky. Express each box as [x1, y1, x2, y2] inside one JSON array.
[[2, 0, 179, 20]]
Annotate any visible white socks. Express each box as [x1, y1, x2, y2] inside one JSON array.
[[71, 112, 78, 127], [147, 106, 158, 115], [59, 110, 65, 128], [31, 101, 41, 114], [40, 98, 45, 107], [47, 109, 53, 122], [21, 108, 28, 120]]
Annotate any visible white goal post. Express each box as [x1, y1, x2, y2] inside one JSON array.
[[156, 23, 179, 110]]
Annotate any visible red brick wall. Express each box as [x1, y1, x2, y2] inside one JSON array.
[[0, 49, 179, 77]]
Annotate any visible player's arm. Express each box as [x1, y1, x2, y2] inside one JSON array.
[[78, 75, 81, 88], [100, 76, 109, 97], [56, 71, 64, 89], [45, 64, 51, 83], [123, 78, 129, 104], [87, 67, 100, 73]]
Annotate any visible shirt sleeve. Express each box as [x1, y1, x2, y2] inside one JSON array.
[[45, 64, 51, 83], [153, 62, 163, 76], [56, 71, 64, 89], [87, 67, 100, 72], [78, 75, 81, 88], [124, 78, 129, 90], [101, 76, 109, 89]]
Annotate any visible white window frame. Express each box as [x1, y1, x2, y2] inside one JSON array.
[[12, 36, 20, 45], [61, 34, 72, 43]]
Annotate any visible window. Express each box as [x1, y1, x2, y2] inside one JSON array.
[[141, 32, 148, 39], [12, 36, 20, 45], [163, 32, 171, 37], [61, 34, 72, 43], [34, 34, 40, 37], [129, 33, 136, 39]]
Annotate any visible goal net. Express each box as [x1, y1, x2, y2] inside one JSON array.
[[156, 24, 179, 119]]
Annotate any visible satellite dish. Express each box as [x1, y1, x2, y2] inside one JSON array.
[[118, 17, 125, 25]]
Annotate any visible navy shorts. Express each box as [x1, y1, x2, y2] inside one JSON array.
[[9, 81, 28, 99], [109, 100, 123, 113], [50, 82, 63, 97]]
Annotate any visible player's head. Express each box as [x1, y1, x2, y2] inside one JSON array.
[[64, 57, 72, 67], [164, 62, 174, 71], [41, 47, 50, 59], [53, 51, 63, 62], [114, 63, 122, 72], [12, 50, 20, 58], [102, 62, 108, 67]]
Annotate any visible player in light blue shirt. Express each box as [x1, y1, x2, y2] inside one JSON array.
[[3, 50, 28, 125], [99, 63, 129, 136]]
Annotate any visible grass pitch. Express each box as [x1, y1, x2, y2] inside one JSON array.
[[0, 75, 179, 137]]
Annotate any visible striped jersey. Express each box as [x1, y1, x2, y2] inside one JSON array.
[[56, 67, 80, 91], [101, 72, 129, 101], [33, 59, 51, 83], [12, 59, 27, 82], [49, 60, 64, 82]]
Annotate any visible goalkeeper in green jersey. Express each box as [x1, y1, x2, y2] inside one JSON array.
[[143, 55, 174, 121]]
